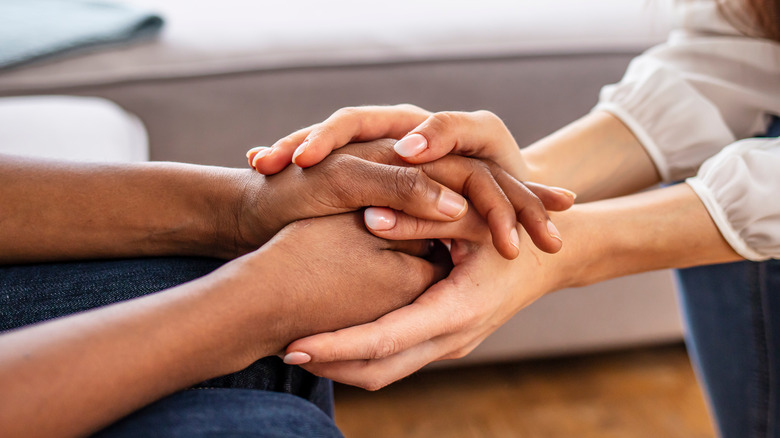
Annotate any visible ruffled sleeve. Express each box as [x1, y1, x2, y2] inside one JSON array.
[[686, 137, 780, 261], [594, 0, 780, 182]]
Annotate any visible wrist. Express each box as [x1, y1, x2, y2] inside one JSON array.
[[545, 184, 742, 291], [186, 253, 286, 374], [196, 167, 275, 259], [127, 163, 261, 260], [210, 169, 267, 258], [545, 206, 606, 290]]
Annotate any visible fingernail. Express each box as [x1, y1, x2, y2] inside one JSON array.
[[438, 190, 467, 218], [394, 133, 427, 158], [547, 220, 562, 242], [365, 207, 396, 231], [283, 352, 311, 365], [551, 187, 577, 200], [246, 146, 264, 158], [510, 228, 520, 250], [251, 147, 272, 168], [291, 140, 309, 165]]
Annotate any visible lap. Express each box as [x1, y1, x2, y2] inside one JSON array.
[[93, 389, 343, 438], [0, 257, 339, 435]]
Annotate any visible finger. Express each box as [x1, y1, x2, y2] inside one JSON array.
[[364, 207, 485, 242], [417, 156, 520, 259], [292, 104, 431, 169], [348, 160, 469, 222], [284, 279, 461, 366], [252, 126, 314, 174], [491, 171, 564, 254], [246, 146, 268, 169], [393, 111, 523, 175], [299, 338, 443, 390], [524, 182, 577, 211], [300, 320, 495, 389]]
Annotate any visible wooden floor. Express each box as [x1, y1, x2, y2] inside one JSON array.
[[334, 344, 715, 438]]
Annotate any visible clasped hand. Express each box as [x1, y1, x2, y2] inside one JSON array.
[[244, 106, 576, 390]]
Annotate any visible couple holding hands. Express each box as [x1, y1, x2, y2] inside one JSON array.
[[0, 105, 746, 437], [3, 3, 780, 434]]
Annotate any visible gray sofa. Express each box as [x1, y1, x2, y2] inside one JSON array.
[[0, 0, 683, 365]]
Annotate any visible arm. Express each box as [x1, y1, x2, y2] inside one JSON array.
[[0, 155, 245, 262], [0, 147, 474, 264], [520, 111, 659, 202], [285, 134, 780, 387], [1, 140, 571, 264], [0, 212, 447, 438]]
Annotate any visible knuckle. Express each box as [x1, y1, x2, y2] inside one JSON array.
[[473, 110, 504, 126], [411, 216, 436, 237], [394, 167, 430, 201], [370, 335, 400, 360], [321, 152, 355, 170], [333, 106, 360, 120], [481, 159, 503, 177], [470, 159, 492, 176], [427, 111, 460, 132], [396, 103, 429, 116]]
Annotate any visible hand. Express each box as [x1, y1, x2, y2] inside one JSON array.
[[246, 104, 536, 181], [215, 212, 452, 368], [280, 206, 565, 390], [0, 212, 451, 438], [236, 140, 575, 259]]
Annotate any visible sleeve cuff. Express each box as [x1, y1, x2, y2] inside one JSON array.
[[685, 176, 769, 261]]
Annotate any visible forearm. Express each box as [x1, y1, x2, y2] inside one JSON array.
[[548, 183, 742, 291], [522, 111, 660, 202], [0, 262, 274, 438], [0, 155, 255, 263]]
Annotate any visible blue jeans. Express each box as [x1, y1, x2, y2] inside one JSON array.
[[677, 116, 780, 438], [0, 257, 343, 438]]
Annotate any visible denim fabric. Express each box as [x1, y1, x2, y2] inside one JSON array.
[[93, 389, 343, 438], [0, 256, 340, 436], [678, 260, 780, 438], [0, 257, 224, 331], [676, 116, 780, 438]]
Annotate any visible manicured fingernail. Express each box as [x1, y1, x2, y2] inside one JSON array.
[[394, 133, 427, 157], [291, 140, 309, 165], [246, 146, 264, 158], [438, 190, 467, 218], [365, 207, 396, 231], [547, 220, 562, 242], [251, 147, 272, 168], [510, 228, 520, 250], [551, 187, 577, 200], [283, 352, 311, 365]]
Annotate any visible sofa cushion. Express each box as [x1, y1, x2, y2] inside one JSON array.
[[0, 0, 672, 92], [0, 96, 148, 162]]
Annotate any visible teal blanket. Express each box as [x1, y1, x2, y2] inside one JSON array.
[[0, 0, 164, 69]]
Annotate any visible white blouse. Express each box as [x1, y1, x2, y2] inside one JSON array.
[[594, 0, 780, 261]]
